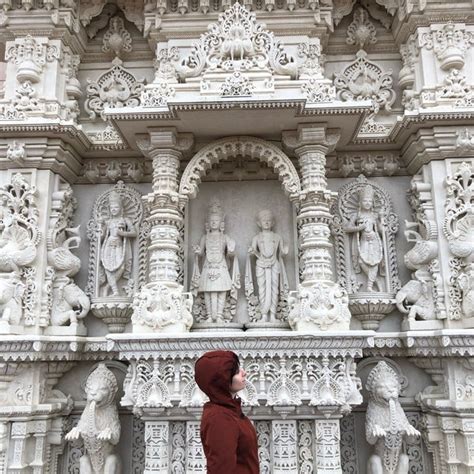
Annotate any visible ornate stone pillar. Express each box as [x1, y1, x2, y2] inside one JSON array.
[[283, 124, 350, 331], [132, 128, 194, 333]]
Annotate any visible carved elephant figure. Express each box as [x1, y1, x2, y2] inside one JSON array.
[[51, 281, 90, 327], [0, 273, 25, 325], [395, 276, 435, 321]]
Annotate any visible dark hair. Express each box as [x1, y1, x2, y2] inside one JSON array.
[[230, 357, 240, 385]]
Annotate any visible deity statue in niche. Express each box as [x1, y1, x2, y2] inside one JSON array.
[[365, 361, 420, 474], [191, 199, 239, 322], [343, 184, 385, 292], [98, 191, 137, 297], [246, 209, 289, 322]]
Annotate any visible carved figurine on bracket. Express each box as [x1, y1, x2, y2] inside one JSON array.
[[46, 181, 90, 335], [191, 199, 240, 327], [87, 181, 147, 333], [365, 361, 420, 474], [332, 175, 400, 329], [245, 209, 289, 327], [66, 364, 121, 474]]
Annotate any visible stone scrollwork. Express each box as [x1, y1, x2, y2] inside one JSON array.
[[87, 181, 148, 332], [85, 58, 145, 120], [346, 7, 378, 50], [46, 180, 90, 335], [102, 16, 133, 57], [444, 161, 474, 323], [65, 364, 121, 474], [332, 175, 400, 329], [365, 361, 421, 474], [0, 174, 40, 332], [334, 50, 396, 114]]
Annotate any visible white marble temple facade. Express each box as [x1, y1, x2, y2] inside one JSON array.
[[0, 1, 473, 472]]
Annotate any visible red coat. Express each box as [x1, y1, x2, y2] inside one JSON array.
[[195, 350, 260, 474]]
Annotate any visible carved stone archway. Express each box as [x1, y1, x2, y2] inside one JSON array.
[[178, 136, 301, 204]]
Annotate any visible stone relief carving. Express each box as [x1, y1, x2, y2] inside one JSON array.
[[61, 50, 82, 122], [0, 174, 40, 331], [65, 364, 121, 474], [365, 361, 420, 474], [456, 128, 474, 153], [335, 153, 400, 177], [6, 141, 26, 165], [334, 50, 396, 114], [86, 181, 148, 332], [346, 7, 377, 49], [85, 58, 145, 120], [46, 181, 90, 334], [245, 209, 289, 326], [102, 16, 132, 58], [191, 199, 240, 326], [444, 161, 474, 322], [220, 71, 254, 97], [332, 175, 400, 329]]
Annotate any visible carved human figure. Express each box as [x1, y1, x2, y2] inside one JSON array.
[[66, 364, 121, 474], [344, 184, 385, 292], [247, 209, 288, 322], [366, 361, 420, 474], [98, 191, 137, 296], [192, 200, 238, 322]]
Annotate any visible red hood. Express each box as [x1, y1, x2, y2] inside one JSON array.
[[195, 350, 241, 411]]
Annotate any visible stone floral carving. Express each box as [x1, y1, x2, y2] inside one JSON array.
[[346, 7, 377, 49], [102, 16, 132, 57], [456, 128, 474, 153], [6, 141, 26, 165], [85, 58, 145, 120], [245, 209, 289, 325], [332, 175, 399, 329], [301, 79, 336, 104], [87, 181, 147, 332], [66, 364, 121, 474], [438, 69, 472, 99], [176, 2, 298, 80], [0, 174, 40, 330], [334, 50, 395, 114], [220, 71, 254, 97], [297, 41, 324, 79], [365, 361, 420, 474], [444, 161, 474, 321], [46, 182, 89, 334], [191, 199, 240, 325]]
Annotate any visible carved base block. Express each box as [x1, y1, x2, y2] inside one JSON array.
[[460, 317, 474, 329], [91, 297, 133, 333], [192, 322, 244, 332], [349, 294, 395, 330], [245, 321, 291, 331], [44, 323, 87, 336], [401, 319, 444, 331], [0, 322, 24, 335], [288, 282, 351, 332]]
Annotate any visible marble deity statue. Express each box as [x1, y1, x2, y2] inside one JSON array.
[[98, 191, 137, 297], [191, 199, 239, 322], [246, 209, 289, 322], [344, 184, 385, 292], [66, 364, 121, 474], [365, 361, 420, 474]]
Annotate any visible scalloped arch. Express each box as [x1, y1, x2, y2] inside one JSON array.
[[179, 137, 301, 203]]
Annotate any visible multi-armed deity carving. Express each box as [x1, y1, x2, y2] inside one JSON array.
[[66, 364, 121, 474], [365, 361, 420, 474], [396, 172, 445, 330], [191, 199, 240, 327], [332, 175, 400, 329], [0, 174, 40, 332], [46, 180, 90, 335], [245, 209, 289, 327], [444, 161, 474, 324], [87, 181, 148, 332]]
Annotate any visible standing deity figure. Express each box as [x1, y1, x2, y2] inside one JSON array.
[[192, 199, 239, 322], [246, 209, 289, 322], [344, 184, 385, 292], [365, 361, 420, 474], [66, 364, 121, 474], [98, 191, 137, 296]]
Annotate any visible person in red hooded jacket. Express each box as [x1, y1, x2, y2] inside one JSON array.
[[195, 350, 260, 474]]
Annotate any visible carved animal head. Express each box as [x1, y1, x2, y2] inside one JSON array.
[[366, 361, 400, 403], [85, 364, 118, 407]]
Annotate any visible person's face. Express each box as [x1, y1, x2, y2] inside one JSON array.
[[209, 215, 221, 230], [110, 202, 122, 216], [230, 367, 246, 394], [259, 214, 273, 230], [361, 197, 373, 211]]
